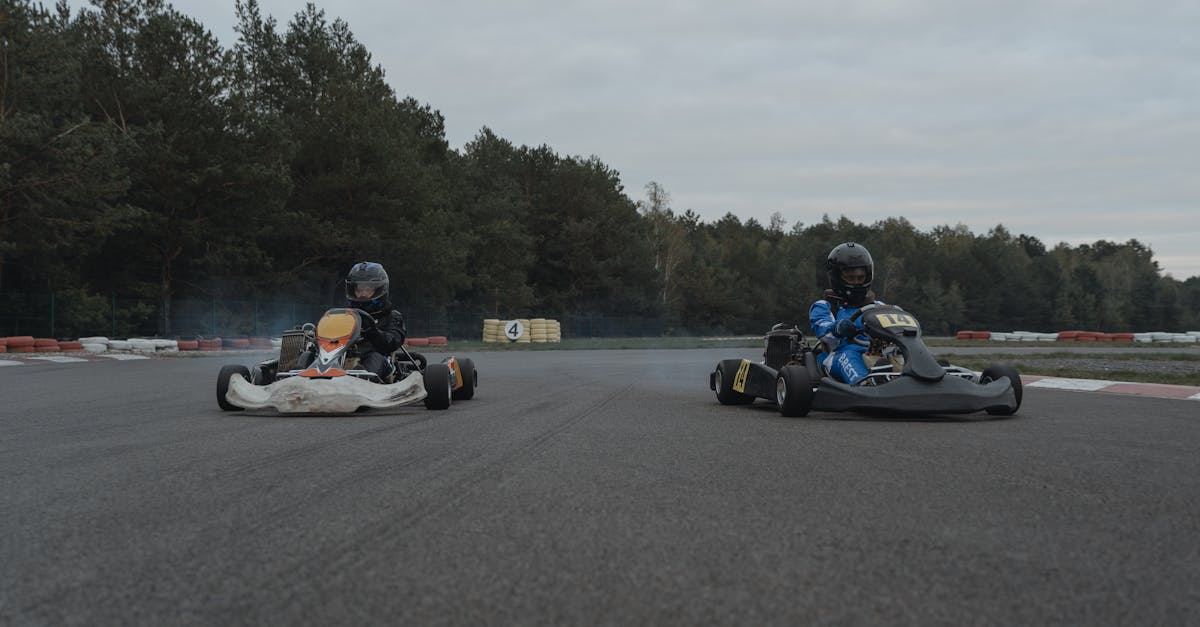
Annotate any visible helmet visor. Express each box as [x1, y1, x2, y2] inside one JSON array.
[[346, 279, 386, 302], [840, 267, 869, 285]]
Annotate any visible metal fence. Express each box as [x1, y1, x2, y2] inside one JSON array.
[[0, 292, 756, 340]]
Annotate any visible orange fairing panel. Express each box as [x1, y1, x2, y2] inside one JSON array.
[[298, 367, 348, 378], [318, 312, 358, 340]]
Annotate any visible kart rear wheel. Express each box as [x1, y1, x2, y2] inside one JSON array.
[[217, 364, 250, 411], [452, 357, 477, 400], [776, 365, 813, 417], [398, 351, 428, 371], [981, 365, 1022, 415], [714, 360, 754, 405], [424, 363, 453, 410]]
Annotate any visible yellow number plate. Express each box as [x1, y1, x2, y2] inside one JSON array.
[[877, 313, 917, 329], [732, 359, 751, 393]]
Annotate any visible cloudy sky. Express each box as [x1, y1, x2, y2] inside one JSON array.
[[84, 0, 1200, 278]]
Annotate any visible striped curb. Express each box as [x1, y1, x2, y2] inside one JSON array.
[[1022, 375, 1200, 401], [0, 354, 151, 366]]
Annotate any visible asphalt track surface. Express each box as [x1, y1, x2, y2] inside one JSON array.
[[3, 349, 1198, 626]]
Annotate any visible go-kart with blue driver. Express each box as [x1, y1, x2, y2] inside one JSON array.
[[216, 307, 477, 413], [709, 303, 1021, 417]]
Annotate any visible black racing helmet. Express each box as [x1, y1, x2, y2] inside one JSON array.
[[826, 242, 874, 306], [345, 261, 390, 314]]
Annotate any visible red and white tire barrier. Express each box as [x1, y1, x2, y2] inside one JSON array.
[[968, 330, 1200, 343]]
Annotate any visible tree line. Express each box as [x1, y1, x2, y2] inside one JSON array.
[[3, 0, 1197, 338]]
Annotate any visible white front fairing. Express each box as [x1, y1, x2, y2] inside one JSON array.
[[226, 371, 427, 414], [314, 343, 348, 371]]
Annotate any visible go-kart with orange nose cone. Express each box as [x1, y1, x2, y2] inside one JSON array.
[[216, 308, 477, 414]]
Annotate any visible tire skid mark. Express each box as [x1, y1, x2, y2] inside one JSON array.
[[207, 383, 596, 559], [178, 416, 451, 537], [93, 415, 477, 612], [218, 414, 439, 478], [251, 380, 633, 605], [207, 446, 452, 545]]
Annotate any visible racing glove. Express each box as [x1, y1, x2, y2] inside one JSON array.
[[833, 318, 858, 338]]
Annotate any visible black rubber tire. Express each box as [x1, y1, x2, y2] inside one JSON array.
[[776, 365, 814, 417], [981, 365, 1023, 416], [714, 360, 754, 405], [424, 363, 453, 410], [217, 364, 250, 411], [452, 357, 477, 400], [250, 362, 276, 385]]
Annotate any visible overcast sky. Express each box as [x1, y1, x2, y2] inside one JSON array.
[[79, 0, 1200, 278]]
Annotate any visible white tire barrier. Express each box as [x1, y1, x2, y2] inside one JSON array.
[[129, 339, 157, 353]]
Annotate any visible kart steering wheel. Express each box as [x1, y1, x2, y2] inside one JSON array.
[[846, 303, 882, 347], [352, 309, 376, 327]]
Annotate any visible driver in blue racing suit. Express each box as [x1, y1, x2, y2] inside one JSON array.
[[809, 242, 880, 385]]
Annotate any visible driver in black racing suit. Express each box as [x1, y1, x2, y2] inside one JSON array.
[[343, 261, 406, 381], [297, 261, 407, 381]]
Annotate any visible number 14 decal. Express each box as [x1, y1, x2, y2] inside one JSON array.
[[876, 313, 917, 328]]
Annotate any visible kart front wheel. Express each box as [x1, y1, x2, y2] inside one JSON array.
[[217, 364, 250, 411], [713, 360, 754, 405], [424, 363, 453, 410], [776, 365, 813, 417], [981, 365, 1022, 416]]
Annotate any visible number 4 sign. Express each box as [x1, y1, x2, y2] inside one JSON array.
[[504, 320, 525, 341]]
